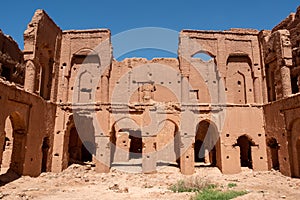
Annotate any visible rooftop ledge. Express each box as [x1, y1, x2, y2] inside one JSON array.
[[181, 28, 260, 35], [63, 29, 110, 34]]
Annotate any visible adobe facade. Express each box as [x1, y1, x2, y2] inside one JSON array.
[[0, 7, 299, 177]]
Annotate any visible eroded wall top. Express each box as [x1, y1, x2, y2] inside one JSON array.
[[0, 30, 25, 85], [23, 9, 62, 101], [179, 29, 264, 104]]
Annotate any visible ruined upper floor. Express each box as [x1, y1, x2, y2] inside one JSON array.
[[1, 7, 300, 106]]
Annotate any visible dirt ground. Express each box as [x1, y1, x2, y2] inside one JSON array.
[[0, 164, 299, 200]]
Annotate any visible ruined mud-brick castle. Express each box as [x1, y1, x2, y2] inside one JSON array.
[[1, 6, 300, 178]]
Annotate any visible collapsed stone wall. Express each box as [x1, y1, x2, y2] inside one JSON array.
[[0, 30, 25, 85], [261, 6, 300, 178], [23, 9, 62, 101], [0, 16, 57, 177], [0, 76, 56, 177]]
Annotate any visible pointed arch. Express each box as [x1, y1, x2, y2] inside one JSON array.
[[111, 117, 141, 162], [78, 70, 94, 103], [226, 53, 254, 104], [194, 120, 221, 169], [1, 112, 27, 175], [191, 51, 215, 62], [71, 48, 100, 67], [156, 119, 180, 166]]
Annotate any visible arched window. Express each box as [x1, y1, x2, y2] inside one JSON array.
[[192, 52, 214, 62], [226, 54, 254, 104]]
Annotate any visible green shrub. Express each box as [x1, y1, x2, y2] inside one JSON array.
[[193, 189, 247, 200], [169, 178, 216, 193], [227, 183, 237, 188], [169, 178, 247, 200]]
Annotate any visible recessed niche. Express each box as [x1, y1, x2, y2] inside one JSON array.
[[226, 134, 230, 137], [226, 156, 230, 159]]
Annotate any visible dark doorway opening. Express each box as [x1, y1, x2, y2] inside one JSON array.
[[129, 130, 142, 159], [81, 141, 93, 162], [237, 135, 254, 169], [68, 127, 93, 165], [194, 140, 204, 162], [41, 137, 50, 172], [267, 138, 280, 170]]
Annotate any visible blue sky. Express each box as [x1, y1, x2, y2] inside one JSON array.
[[0, 1, 299, 59]]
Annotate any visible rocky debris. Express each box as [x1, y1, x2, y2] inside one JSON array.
[[108, 183, 129, 193], [0, 165, 299, 199]]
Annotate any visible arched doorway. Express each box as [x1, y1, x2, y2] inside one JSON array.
[[290, 119, 300, 177], [156, 120, 180, 167], [267, 138, 280, 170], [68, 126, 93, 165], [1, 117, 14, 173], [1, 112, 26, 175], [194, 120, 220, 167], [236, 135, 255, 169], [111, 118, 141, 163], [111, 127, 142, 162]]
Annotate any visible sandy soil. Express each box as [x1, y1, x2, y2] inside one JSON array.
[[0, 164, 299, 200]]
